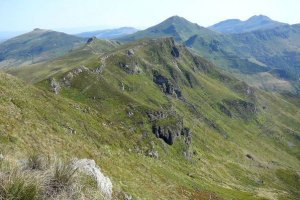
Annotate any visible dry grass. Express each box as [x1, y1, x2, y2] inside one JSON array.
[[0, 155, 106, 200]]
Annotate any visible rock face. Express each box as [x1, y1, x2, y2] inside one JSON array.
[[152, 70, 182, 98], [119, 62, 142, 74], [50, 78, 61, 94], [86, 37, 97, 44], [73, 159, 113, 199], [147, 110, 191, 145], [171, 46, 180, 58]]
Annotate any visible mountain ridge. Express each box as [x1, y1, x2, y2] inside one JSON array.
[[209, 15, 287, 33]]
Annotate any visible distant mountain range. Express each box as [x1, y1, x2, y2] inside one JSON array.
[[209, 15, 287, 34], [1, 15, 300, 93], [77, 27, 139, 39]]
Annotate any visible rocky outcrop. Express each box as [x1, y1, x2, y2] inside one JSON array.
[[147, 110, 191, 145], [86, 37, 97, 44], [127, 49, 134, 56], [152, 70, 182, 98], [73, 159, 113, 199], [119, 62, 142, 74], [50, 78, 61, 95], [63, 66, 89, 86], [171, 46, 180, 58]]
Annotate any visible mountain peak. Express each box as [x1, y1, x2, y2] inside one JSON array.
[[248, 15, 271, 21], [163, 15, 188, 24]]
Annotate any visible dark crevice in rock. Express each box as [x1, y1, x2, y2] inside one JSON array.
[[147, 110, 192, 145], [171, 47, 180, 58]]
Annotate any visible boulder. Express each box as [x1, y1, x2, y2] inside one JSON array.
[[73, 159, 113, 199], [127, 49, 135, 56]]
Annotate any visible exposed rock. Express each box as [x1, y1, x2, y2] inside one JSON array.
[[86, 37, 97, 44], [73, 65, 89, 75], [147, 149, 159, 158], [73, 159, 113, 199], [147, 110, 171, 121], [181, 127, 192, 145], [127, 111, 134, 117], [256, 179, 264, 185], [124, 193, 132, 200], [127, 49, 135, 56], [171, 46, 180, 58], [63, 66, 89, 86], [64, 124, 76, 134], [246, 154, 254, 160], [187, 172, 196, 178], [152, 70, 182, 98], [94, 65, 104, 74], [119, 62, 142, 74], [50, 78, 61, 95], [147, 110, 191, 145]]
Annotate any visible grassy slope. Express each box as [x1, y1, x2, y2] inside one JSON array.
[[1, 38, 300, 199]]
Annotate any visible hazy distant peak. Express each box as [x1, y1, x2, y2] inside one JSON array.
[[209, 15, 286, 33], [247, 15, 271, 22]]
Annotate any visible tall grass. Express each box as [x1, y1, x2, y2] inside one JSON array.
[[0, 155, 106, 200]]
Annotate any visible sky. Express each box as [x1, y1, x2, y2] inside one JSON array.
[[0, 0, 299, 33]]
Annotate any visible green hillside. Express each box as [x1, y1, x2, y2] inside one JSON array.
[[1, 37, 300, 199], [0, 28, 85, 69]]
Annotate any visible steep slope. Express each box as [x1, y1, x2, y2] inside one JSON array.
[[77, 27, 139, 39], [4, 38, 300, 199], [0, 28, 85, 69], [119, 15, 219, 42], [209, 15, 287, 34]]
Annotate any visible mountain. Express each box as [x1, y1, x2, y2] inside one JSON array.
[[0, 28, 85, 69], [77, 27, 139, 39], [209, 15, 287, 33], [3, 37, 300, 199], [119, 15, 220, 42], [119, 16, 300, 94]]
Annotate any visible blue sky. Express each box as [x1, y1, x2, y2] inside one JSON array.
[[0, 0, 299, 33]]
